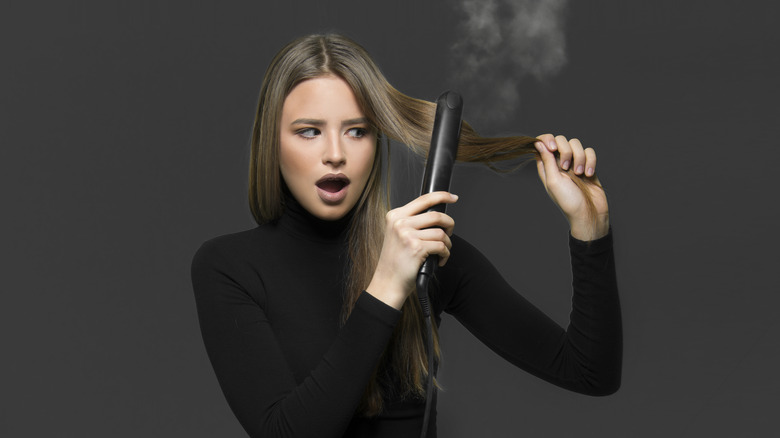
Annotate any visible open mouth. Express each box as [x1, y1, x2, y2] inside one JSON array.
[[316, 174, 350, 193]]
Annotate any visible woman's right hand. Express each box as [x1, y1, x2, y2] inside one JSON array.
[[365, 191, 458, 310]]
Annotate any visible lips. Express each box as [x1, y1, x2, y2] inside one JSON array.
[[315, 173, 351, 204]]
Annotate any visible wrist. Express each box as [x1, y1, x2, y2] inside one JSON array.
[[569, 214, 610, 241], [365, 275, 407, 310]]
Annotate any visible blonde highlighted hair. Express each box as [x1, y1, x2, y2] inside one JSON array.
[[248, 33, 599, 416]]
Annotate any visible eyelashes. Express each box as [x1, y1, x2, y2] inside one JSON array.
[[294, 127, 371, 139], [296, 127, 320, 139], [346, 127, 369, 138]]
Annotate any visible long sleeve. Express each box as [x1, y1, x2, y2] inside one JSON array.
[[191, 237, 401, 438], [438, 230, 622, 395]]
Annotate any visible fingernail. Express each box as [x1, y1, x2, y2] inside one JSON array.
[[549, 140, 558, 151], [451, 194, 459, 200], [586, 167, 594, 176], [534, 141, 543, 151], [562, 160, 570, 170], [576, 165, 584, 174]]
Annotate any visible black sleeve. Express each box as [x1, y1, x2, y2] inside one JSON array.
[[441, 230, 622, 395], [191, 240, 401, 438]]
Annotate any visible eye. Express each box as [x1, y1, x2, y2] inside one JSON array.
[[296, 127, 320, 139], [346, 127, 369, 138]]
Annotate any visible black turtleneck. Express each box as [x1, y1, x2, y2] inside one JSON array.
[[191, 196, 622, 438]]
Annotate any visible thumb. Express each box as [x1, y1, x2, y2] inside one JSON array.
[[534, 141, 559, 187], [535, 156, 547, 189]]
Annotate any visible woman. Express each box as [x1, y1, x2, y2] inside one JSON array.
[[191, 34, 621, 438]]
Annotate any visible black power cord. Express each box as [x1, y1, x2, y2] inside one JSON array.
[[416, 273, 435, 438]]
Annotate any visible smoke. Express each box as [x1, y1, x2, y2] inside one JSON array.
[[450, 0, 569, 125]]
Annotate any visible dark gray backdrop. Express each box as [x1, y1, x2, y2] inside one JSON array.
[[2, 1, 778, 437]]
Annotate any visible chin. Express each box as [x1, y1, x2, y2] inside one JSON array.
[[316, 209, 347, 221], [309, 202, 351, 221]]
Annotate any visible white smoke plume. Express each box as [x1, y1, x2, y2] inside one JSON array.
[[450, 0, 569, 125]]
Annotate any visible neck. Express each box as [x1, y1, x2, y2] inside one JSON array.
[[277, 188, 355, 242]]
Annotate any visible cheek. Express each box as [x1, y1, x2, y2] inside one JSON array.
[[356, 144, 377, 182], [279, 142, 308, 185]]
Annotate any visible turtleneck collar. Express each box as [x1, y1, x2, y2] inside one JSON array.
[[276, 187, 355, 243]]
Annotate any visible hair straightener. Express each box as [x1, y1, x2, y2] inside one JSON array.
[[416, 90, 463, 438]]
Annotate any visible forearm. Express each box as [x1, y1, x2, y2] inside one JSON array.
[[442, 231, 622, 396], [564, 229, 622, 394], [192, 240, 402, 438], [198, 293, 400, 438], [253, 294, 400, 436]]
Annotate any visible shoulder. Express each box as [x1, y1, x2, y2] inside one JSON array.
[[190, 225, 281, 281], [190, 227, 273, 303], [192, 228, 258, 267]]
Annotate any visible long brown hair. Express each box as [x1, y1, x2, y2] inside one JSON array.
[[248, 33, 601, 416]]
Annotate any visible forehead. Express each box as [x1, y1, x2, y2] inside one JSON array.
[[282, 75, 364, 120]]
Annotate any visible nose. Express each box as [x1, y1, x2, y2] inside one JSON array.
[[322, 132, 346, 167]]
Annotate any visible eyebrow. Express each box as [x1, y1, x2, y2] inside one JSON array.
[[290, 117, 369, 127]]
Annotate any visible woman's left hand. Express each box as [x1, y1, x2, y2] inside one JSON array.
[[534, 134, 610, 241]]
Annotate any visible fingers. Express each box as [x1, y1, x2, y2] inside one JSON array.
[[416, 228, 453, 266], [390, 191, 458, 220], [386, 209, 455, 250], [550, 135, 579, 173], [566, 137, 584, 174], [384, 192, 457, 268], [390, 222, 452, 257], [534, 139, 561, 187], [536, 133, 558, 153], [584, 147, 597, 177], [404, 210, 455, 234], [370, 194, 459, 307], [536, 134, 598, 177]]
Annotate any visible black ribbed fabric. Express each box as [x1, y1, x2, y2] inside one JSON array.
[[191, 196, 621, 438]]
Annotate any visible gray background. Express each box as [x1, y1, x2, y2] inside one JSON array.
[[2, 0, 778, 437]]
